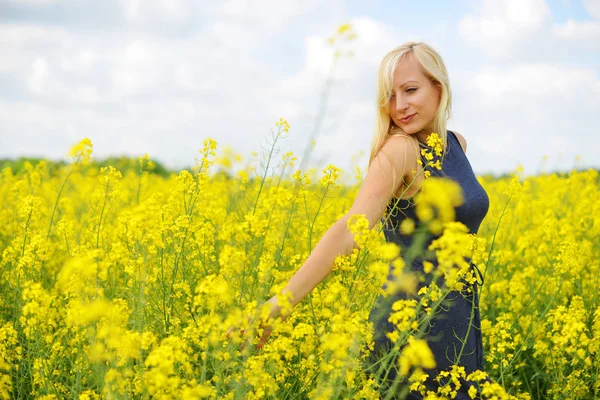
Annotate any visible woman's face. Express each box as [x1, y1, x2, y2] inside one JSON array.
[[388, 54, 441, 141]]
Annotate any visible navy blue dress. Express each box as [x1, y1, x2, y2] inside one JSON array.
[[365, 130, 490, 399]]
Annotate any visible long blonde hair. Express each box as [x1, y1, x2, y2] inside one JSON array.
[[368, 42, 453, 181]]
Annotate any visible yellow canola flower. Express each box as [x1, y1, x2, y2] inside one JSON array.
[[293, 169, 311, 186], [400, 218, 415, 235], [425, 132, 443, 157], [347, 213, 380, 249], [387, 299, 418, 335], [275, 117, 290, 134], [68, 138, 93, 164], [398, 336, 436, 376], [415, 177, 463, 234], [319, 164, 341, 188], [376, 242, 401, 261], [2, 134, 600, 399]]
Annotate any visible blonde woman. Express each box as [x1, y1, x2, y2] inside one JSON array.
[[229, 42, 490, 398]]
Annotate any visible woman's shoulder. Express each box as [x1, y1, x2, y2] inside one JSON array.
[[383, 133, 420, 159]]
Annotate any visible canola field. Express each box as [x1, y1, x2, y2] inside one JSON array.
[[1, 131, 599, 399]]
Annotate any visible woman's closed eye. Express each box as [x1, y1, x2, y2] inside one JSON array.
[[389, 88, 416, 101]]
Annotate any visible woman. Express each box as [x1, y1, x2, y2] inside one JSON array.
[[229, 41, 490, 399]]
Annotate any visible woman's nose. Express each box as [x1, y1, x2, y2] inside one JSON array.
[[395, 96, 409, 112]]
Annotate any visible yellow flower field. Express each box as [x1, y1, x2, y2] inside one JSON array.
[[1, 128, 599, 399]]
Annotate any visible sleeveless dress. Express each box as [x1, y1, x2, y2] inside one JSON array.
[[365, 130, 491, 399]]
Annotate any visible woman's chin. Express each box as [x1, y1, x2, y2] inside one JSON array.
[[401, 128, 418, 135], [391, 123, 422, 136]]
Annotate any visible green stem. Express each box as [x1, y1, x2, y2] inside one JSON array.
[[96, 180, 110, 250], [46, 168, 74, 240], [252, 127, 282, 215]]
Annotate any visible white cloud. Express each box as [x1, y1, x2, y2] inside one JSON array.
[[454, 64, 600, 174], [553, 19, 600, 49], [6, 0, 59, 4], [455, 0, 600, 173], [0, 24, 71, 72], [458, 0, 552, 58], [218, 0, 322, 33], [27, 58, 49, 93], [0, 0, 347, 169], [1, 0, 598, 177], [119, 0, 190, 22], [552, 0, 600, 49], [471, 64, 598, 98], [584, 0, 600, 19], [460, 0, 600, 56]]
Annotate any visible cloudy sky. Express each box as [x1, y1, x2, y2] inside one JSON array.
[[1, 0, 599, 177]]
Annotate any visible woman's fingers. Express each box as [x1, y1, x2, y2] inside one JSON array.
[[225, 314, 253, 337], [225, 314, 276, 351], [256, 325, 273, 350]]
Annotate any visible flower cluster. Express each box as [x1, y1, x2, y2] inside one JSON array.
[[0, 133, 598, 399]]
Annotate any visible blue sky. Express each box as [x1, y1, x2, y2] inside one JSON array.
[[1, 0, 599, 177]]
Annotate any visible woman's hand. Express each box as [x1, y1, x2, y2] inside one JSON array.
[[225, 315, 273, 351], [225, 298, 282, 351]]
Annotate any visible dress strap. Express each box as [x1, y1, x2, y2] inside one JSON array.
[[447, 130, 459, 147]]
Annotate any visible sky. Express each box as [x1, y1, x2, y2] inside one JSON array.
[[1, 0, 599, 178]]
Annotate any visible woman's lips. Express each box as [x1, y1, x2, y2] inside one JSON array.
[[400, 113, 415, 123]]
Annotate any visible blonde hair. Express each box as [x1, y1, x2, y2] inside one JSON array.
[[368, 42, 453, 191]]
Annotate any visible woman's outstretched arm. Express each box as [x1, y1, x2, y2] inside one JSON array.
[[265, 135, 418, 320]]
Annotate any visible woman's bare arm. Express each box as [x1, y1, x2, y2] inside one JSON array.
[[265, 135, 418, 320]]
